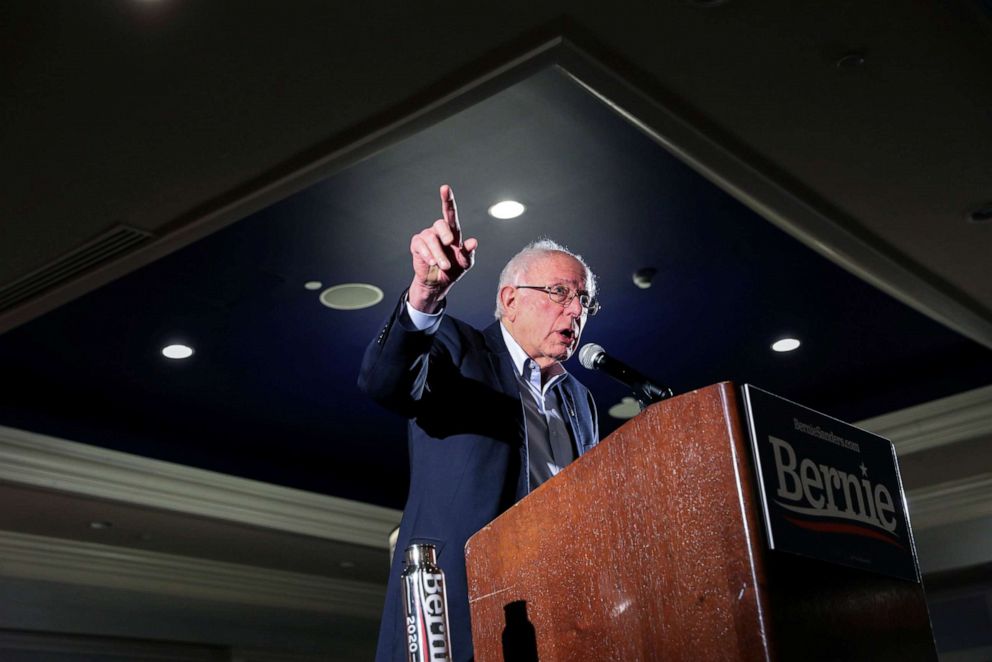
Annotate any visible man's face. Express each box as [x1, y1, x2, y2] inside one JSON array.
[[505, 252, 591, 369]]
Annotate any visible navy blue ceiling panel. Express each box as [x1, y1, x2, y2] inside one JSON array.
[[2, 68, 990, 508]]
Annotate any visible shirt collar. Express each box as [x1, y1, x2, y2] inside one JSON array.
[[499, 321, 567, 384]]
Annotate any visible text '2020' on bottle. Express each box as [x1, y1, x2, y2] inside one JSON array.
[[401, 543, 452, 661]]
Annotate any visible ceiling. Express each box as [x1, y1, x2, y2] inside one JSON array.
[[1, 66, 990, 509], [1, 1, 991, 658]]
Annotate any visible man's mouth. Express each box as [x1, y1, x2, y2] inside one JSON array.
[[555, 328, 576, 344]]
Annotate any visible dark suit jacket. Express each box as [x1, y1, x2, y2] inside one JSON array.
[[359, 297, 598, 662]]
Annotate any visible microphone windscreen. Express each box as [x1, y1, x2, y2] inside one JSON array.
[[578, 343, 605, 370]]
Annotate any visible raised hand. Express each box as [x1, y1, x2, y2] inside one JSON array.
[[408, 185, 478, 313]]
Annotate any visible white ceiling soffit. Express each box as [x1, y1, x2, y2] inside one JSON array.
[[0, 425, 401, 548], [0, 391, 986, 590], [908, 474, 992, 531], [0, 530, 384, 618], [2, 379, 989, 540], [856, 384, 992, 455], [1, 380, 988, 539]]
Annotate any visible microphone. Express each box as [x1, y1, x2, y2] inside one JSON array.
[[578, 343, 673, 405]]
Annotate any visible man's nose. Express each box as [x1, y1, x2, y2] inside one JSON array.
[[563, 295, 583, 317]]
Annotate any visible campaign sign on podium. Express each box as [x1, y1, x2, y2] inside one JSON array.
[[742, 385, 919, 582]]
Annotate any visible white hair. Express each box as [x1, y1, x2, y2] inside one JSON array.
[[494, 239, 597, 319]]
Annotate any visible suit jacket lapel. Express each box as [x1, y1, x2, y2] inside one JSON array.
[[482, 322, 520, 399], [483, 321, 531, 499], [560, 377, 595, 456]]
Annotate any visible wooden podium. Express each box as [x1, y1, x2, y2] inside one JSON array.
[[464, 383, 936, 661]]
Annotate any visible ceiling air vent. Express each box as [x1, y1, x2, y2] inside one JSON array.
[[0, 225, 154, 313]]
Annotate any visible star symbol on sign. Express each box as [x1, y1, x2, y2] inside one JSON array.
[[859, 462, 868, 477]]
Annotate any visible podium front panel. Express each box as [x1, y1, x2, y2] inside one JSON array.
[[465, 383, 769, 661]]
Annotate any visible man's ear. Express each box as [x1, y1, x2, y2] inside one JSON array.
[[499, 285, 517, 322]]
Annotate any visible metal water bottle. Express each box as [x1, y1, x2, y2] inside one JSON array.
[[401, 543, 452, 661]]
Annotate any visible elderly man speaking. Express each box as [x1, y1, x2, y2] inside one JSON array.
[[359, 185, 600, 661]]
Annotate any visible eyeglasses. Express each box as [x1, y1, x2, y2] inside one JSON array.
[[516, 284, 601, 316]]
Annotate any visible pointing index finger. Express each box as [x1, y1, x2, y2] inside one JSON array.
[[440, 184, 462, 245]]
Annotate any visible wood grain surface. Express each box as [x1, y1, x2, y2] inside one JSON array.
[[465, 382, 936, 661]]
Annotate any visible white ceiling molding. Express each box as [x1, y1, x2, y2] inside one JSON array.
[[0, 425, 401, 548], [0, 530, 384, 618], [907, 473, 992, 531], [855, 384, 992, 455]]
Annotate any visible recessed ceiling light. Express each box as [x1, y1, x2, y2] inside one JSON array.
[[162, 344, 194, 359], [89, 521, 112, 530], [487, 200, 526, 220], [771, 338, 801, 352], [319, 283, 384, 310], [608, 396, 642, 419], [304, 281, 323, 290], [632, 267, 657, 289]]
